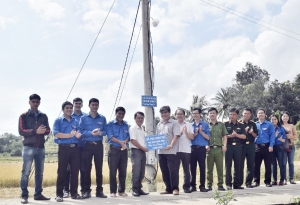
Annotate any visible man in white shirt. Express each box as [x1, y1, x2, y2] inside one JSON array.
[[175, 109, 194, 193], [129, 112, 149, 197]]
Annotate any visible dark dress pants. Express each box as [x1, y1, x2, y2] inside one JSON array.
[[253, 143, 272, 185], [158, 153, 180, 192], [83, 142, 104, 193], [131, 148, 146, 192], [190, 146, 206, 188], [108, 146, 128, 193], [225, 144, 242, 187], [240, 143, 255, 186], [56, 145, 80, 197], [178, 152, 191, 190]]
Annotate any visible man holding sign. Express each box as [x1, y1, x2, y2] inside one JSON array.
[[157, 106, 181, 195], [129, 111, 149, 197], [79, 98, 107, 199]]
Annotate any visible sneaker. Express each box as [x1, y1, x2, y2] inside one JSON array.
[[55, 196, 63, 202], [63, 191, 69, 198]]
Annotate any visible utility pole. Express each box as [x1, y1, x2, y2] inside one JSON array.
[[142, 0, 157, 192]]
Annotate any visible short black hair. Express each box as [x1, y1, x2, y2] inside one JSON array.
[[192, 108, 202, 114], [208, 107, 218, 114], [280, 111, 291, 124], [243, 108, 252, 113], [270, 114, 281, 127], [29, 94, 41, 101], [73, 97, 83, 103], [89, 98, 99, 105], [116, 106, 126, 114], [134, 111, 145, 119], [62, 101, 73, 110], [256, 108, 266, 114], [160, 106, 171, 113], [229, 107, 239, 114], [175, 108, 185, 115]]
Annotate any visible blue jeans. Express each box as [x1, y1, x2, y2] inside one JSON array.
[[20, 146, 45, 197], [272, 145, 284, 182], [283, 145, 295, 180]]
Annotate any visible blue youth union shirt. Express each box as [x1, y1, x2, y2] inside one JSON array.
[[191, 120, 210, 146], [79, 113, 107, 142], [107, 119, 130, 147], [53, 116, 79, 145], [274, 126, 286, 145], [255, 120, 275, 147], [72, 111, 86, 147]]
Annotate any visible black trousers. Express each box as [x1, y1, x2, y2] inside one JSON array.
[[178, 152, 191, 190], [254, 144, 272, 185], [240, 143, 255, 186], [131, 148, 146, 192], [83, 142, 104, 193], [158, 154, 180, 192], [64, 147, 85, 193], [108, 146, 128, 193], [225, 144, 242, 187], [190, 146, 206, 188], [56, 145, 80, 197]]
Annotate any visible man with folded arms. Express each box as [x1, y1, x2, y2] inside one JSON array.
[[53, 101, 83, 202], [79, 98, 107, 198], [129, 111, 149, 197], [107, 107, 130, 198]]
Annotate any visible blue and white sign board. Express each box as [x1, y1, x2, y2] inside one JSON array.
[[142, 95, 157, 107], [145, 134, 168, 151]]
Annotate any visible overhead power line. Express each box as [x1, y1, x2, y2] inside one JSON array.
[[200, 0, 300, 42], [117, 25, 142, 107], [207, 0, 300, 36], [109, 0, 141, 120], [57, 0, 116, 117]]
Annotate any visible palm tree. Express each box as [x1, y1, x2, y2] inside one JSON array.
[[211, 88, 230, 122], [180, 95, 210, 123]]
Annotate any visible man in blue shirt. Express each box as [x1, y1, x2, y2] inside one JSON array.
[[80, 98, 107, 198], [53, 101, 83, 202], [253, 108, 275, 187], [107, 107, 130, 198], [63, 97, 86, 198], [190, 108, 210, 192]]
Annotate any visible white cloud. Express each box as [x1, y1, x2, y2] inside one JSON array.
[[0, 16, 17, 30], [27, 0, 65, 20]]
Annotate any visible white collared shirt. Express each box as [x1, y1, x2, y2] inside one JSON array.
[[129, 124, 146, 149], [178, 121, 194, 153]]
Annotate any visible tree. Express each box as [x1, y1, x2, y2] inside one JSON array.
[[181, 95, 210, 122], [211, 88, 230, 122]]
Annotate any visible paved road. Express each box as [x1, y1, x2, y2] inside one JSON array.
[[1, 183, 300, 205]]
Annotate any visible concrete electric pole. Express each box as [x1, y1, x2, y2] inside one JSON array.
[[141, 0, 157, 192]]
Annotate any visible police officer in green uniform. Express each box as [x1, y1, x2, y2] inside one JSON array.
[[239, 108, 258, 188], [224, 108, 246, 190], [206, 107, 228, 191]]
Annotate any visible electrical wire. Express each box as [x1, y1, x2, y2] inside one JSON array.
[[207, 0, 300, 36], [57, 0, 116, 117], [200, 0, 300, 42], [117, 25, 142, 107], [109, 0, 141, 120]]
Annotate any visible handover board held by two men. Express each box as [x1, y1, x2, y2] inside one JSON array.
[[145, 134, 168, 151]]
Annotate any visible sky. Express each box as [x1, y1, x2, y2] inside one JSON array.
[[1, 0, 300, 135]]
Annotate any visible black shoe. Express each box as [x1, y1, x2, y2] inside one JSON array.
[[233, 186, 244, 189], [290, 180, 297, 184], [82, 192, 91, 199], [218, 186, 226, 191], [184, 189, 191, 193], [34, 194, 50, 200], [138, 190, 149, 195], [246, 184, 253, 188], [96, 192, 107, 198], [266, 184, 272, 187], [71, 194, 83, 200], [207, 186, 212, 191], [190, 187, 197, 192], [199, 187, 208, 192], [132, 192, 140, 197], [226, 186, 232, 190], [21, 197, 28, 204], [252, 182, 260, 187]]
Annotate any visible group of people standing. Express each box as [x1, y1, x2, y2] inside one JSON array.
[[18, 94, 298, 204]]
